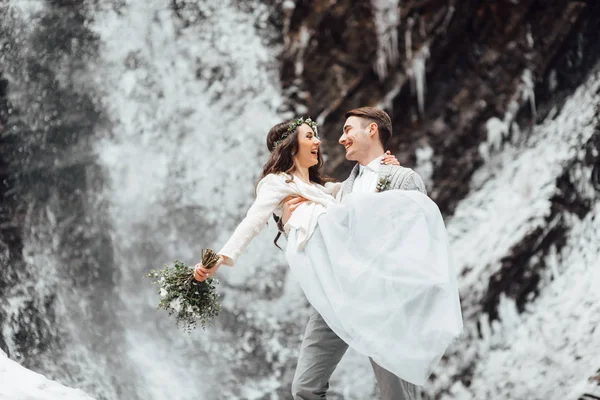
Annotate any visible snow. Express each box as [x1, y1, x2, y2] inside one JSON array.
[[428, 61, 600, 399], [444, 204, 600, 400], [5, 0, 46, 17], [0, 352, 95, 400]]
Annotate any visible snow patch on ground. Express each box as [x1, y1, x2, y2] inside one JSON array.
[[0, 352, 95, 400]]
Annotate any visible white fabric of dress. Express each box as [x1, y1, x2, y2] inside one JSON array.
[[218, 173, 463, 386]]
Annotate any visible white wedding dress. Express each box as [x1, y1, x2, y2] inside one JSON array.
[[219, 173, 463, 386]]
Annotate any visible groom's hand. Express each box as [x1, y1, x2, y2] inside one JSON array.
[[281, 196, 308, 225]]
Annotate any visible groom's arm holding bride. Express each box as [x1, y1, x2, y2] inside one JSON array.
[[279, 166, 427, 227], [277, 150, 403, 231]]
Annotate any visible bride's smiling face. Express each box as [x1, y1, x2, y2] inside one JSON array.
[[294, 123, 321, 169]]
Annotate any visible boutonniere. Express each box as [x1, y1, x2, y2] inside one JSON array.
[[376, 174, 391, 192]]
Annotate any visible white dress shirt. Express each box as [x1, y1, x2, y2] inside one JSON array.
[[352, 155, 383, 193]]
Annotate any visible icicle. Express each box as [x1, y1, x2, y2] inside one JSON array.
[[485, 117, 509, 153], [547, 245, 560, 281], [293, 25, 310, 77], [282, 0, 295, 9], [441, 4, 455, 32], [419, 15, 426, 37], [478, 142, 490, 162], [405, 17, 414, 61], [483, 95, 519, 156], [372, 0, 401, 81], [577, 31, 584, 63], [411, 45, 429, 115], [315, 113, 326, 127], [497, 294, 521, 338], [374, 52, 387, 81], [521, 69, 537, 119], [548, 69, 558, 92], [510, 120, 521, 144], [479, 313, 492, 347], [526, 24, 534, 49]]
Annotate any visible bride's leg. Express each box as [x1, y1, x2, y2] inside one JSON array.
[[291, 308, 348, 400], [369, 358, 418, 400]]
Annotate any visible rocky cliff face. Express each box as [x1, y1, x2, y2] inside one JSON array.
[[279, 0, 600, 398], [282, 0, 599, 206], [1, 1, 599, 399]]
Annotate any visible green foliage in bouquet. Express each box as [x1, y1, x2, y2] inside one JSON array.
[[147, 250, 222, 332]]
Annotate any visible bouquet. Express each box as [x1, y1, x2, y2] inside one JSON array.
[[147, 249, 222, 332]]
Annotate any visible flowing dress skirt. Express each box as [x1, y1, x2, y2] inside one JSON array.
[[285, 190, 463, 386]]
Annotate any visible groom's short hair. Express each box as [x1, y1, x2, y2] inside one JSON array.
[[345, 107, 392, 148]]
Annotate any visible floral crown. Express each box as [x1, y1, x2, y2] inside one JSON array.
[[272, 117, 319, 151]]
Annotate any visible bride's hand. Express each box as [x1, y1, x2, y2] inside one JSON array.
[[381, 150, 401, 166], [193, 255, 226, 282]]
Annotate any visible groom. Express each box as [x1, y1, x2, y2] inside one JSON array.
[[281, 107, 426, 400]]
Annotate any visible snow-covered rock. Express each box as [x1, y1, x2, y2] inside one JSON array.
[[0, 352, 95, 400]]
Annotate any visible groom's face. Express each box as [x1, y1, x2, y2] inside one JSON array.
[[339, 116, 371, 161]]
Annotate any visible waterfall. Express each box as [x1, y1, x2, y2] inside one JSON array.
[[87, 1, 309, 399], [1, 1, 318, 399]]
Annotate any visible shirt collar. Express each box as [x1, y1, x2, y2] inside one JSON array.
[[359, 155, 384, 174]]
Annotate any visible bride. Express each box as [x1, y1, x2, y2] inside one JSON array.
[[194, 117, 462, 386]]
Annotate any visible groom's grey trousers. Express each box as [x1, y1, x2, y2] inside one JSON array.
[[291, 309, 417, 400]]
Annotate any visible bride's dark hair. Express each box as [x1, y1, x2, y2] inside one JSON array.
[[260, 119, 332, 248], [259, 120, 329, 185]]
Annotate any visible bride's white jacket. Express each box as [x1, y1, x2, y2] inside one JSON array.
[[218, 173, 341, 265]]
